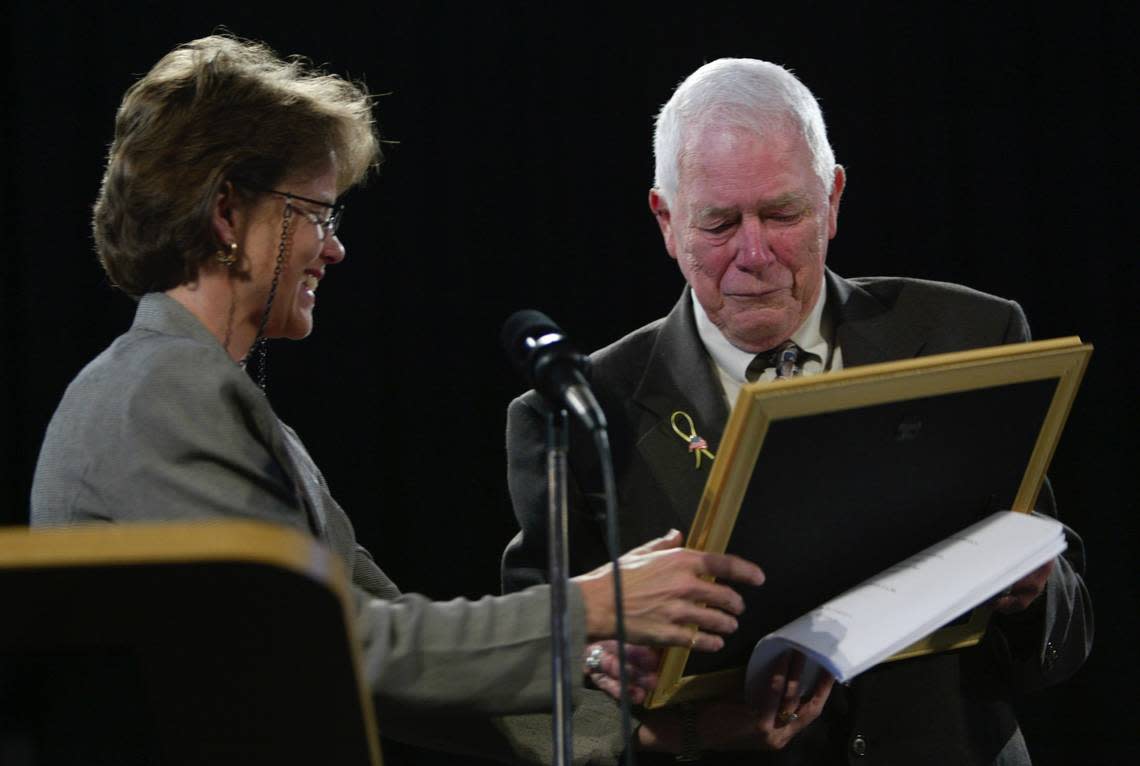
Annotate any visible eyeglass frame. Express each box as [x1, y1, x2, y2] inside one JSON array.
[[237, 183, 345, 241]]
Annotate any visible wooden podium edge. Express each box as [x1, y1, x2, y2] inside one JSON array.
[[0, 520, 382, 765]]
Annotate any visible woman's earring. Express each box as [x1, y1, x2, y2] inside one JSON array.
[[216, 241, 239, 266]]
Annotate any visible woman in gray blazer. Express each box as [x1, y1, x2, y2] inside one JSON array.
[[30, 34, 766, 751]]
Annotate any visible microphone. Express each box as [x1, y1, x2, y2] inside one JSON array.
[[501, 310, 607, 432]]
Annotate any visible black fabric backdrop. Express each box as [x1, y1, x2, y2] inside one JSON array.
[[3, 3, 1136, 764]]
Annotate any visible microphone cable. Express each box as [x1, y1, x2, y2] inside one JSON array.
[[592, 426, 637, 766]]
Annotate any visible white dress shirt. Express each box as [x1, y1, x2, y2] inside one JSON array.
[[692, 279, 844, 408]]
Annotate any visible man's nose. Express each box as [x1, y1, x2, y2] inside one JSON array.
[[735, 216, 775, 269]]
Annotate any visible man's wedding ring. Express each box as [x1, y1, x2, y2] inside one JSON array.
[[586, 645, 605, 672]]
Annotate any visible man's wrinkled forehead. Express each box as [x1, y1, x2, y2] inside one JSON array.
[[675, 125, 821, 205]]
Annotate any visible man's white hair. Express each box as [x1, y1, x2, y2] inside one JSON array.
[[653, 58, 837, 206]]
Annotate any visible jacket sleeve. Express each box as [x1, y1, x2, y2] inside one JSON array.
[[989, 480, 1094, 692], [987, 300, 1094, 691], [355, 583, 589, 718]]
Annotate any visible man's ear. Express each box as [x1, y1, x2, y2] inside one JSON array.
[[648, 188, 679, 261], [826, 165, 846, 240]]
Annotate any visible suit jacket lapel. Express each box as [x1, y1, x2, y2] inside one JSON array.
[[629, 290, 729, 533], [827, 269, 927, 366]]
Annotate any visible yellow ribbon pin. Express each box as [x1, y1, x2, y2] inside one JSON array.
[[671, 411, 715, 469]]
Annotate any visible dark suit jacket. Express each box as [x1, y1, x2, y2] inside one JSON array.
[[502, 271, 1093, 765]]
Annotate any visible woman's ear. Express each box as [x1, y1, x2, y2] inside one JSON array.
[[210, 180, 240, 248]]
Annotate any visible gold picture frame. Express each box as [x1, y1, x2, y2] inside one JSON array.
[[646, 337, 1092, 708]]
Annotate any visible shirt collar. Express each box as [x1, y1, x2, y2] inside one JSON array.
[[692, 277, 830, 384]]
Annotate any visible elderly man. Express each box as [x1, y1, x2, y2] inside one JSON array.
[[502, 58, 1092, 764]]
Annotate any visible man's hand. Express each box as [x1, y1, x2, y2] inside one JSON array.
[[573, 529, 765, 649], [992, 560, 1054, 614], [636, 652, 834, 753]]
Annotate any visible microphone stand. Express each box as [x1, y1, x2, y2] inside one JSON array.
[[545, 408, 574, 766], [502, 310, 635, 765]]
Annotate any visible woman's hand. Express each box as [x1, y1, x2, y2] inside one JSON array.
[[583, 641, 662, 705], [573, 529, 765, 649]]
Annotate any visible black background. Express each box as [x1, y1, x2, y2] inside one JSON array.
[[3, 2, 1136, 764]]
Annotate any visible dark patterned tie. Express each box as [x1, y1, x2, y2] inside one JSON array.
[[745, 340, 811, 382]]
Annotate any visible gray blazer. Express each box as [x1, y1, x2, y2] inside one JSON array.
[[30, 293, 588, 728], [503, 271, 1093, 765]]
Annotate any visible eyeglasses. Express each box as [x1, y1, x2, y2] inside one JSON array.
[[244, 185, 345, 241]]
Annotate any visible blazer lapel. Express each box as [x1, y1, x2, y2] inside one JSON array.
[[827, 269, 927, 366], [630, 290, 730, 533]]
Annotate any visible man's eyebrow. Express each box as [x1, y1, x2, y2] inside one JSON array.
[[757, 192, 811, 211], [695, 205, 739, 220], [695, 193, 812, 220]]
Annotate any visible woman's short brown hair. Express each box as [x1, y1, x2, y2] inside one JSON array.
[[93, 34, 381, 296]]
